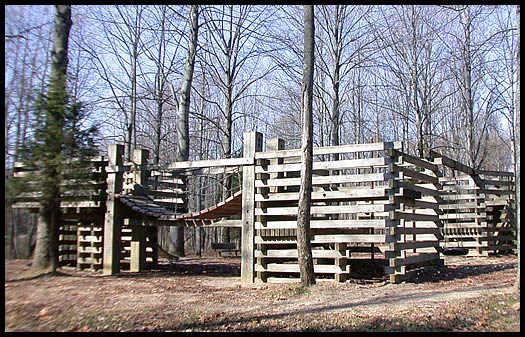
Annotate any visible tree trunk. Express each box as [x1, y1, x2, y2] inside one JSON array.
[[514, 4, 520, 291], [330, 5, 342, 161], [460, 7, 476, 168], [171, 5, 199, 257], [296, 5, 316, 286], [32, 5, 72, 273]]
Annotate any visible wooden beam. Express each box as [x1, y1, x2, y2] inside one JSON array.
[[166, 157, 254, 170], [103, 144, 124, 275], [241, 131, 263, 284]]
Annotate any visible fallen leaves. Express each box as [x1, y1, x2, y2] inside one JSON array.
[[4, 256, 520, 332]]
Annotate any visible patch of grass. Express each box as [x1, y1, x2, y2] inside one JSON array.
[[477, 292, 520, 331]]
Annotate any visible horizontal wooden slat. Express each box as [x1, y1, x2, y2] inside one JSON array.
[[255, 203, 395, 216], [255, 234, 388, 244], [255, 263, 349, 274], [394, 165, 439, 184], [389, 253, 441, 267], [390, 241, 439, 251], [166, 157, 253, 170], [256, 142, 402, 160], [255, 172, 391, 188], [256, 219, 388, 229], [394, 181, 440, 197], [255, 249, 345, 259], [256, 158, 392, 175], [255, 188, 388, 202], [394, 150, 439, 172]]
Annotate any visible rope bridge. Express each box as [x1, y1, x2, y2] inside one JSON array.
[[112, 150, 249, 226], [116, 190, 242, 222]]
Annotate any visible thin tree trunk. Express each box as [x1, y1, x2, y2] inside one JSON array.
[[514, 4, 520, 291], [171, 5, 199, 257], [296, 5, 316, 286]]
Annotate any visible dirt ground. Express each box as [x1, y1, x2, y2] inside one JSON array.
[[4, 254, 520, 332]]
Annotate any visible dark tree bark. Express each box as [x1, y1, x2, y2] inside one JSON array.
[[296, 4, 316, 286]]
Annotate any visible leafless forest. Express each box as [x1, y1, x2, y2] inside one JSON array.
[[5, 5, 519, 259]]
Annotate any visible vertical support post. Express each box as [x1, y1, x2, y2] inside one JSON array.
[[130, 148, 151, 271], [334, 243, 348, 282], [386, 146, 405, 283], [103, 144, 124, 275], [130, 225, 146, 272], [133, 148, 149, 188], [241, 131, 263, 283]]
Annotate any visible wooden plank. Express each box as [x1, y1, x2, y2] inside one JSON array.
[[432, 153, 475, 176], [394, 165, 439, 184], [477, 169, 514, 177], [255, 172, 390, 189], [255, 263, 349, 274], [255, 203, 395, 216], [78, 246, 102, 254], [394, 181, 440, 197], [393, 227, 441, 235], [391, 241, 439, 251], [389, 253, 440, 267], [255, 141, 402, 160], [257, 219, 387, 229], [255, 188, 388, 202], [204, 219, 242, 228], [256, 158, 391, 175], [391, 211, 439, 222], [255, 234, 387, 244], [439, 213, 486, 220], [266, 277, 336, 284], [167, 156, 253, 170], [255, 249, 344, 259], [481, 179, 513, 186], [394, 150, 439, 172]]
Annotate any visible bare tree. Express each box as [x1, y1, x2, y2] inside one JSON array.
[[170, 5, 199, 257], [514, 4, 520, 291], [296, 4, 316, 287], [199, 5, 278, 242]]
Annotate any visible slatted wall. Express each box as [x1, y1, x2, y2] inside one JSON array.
[[252, 141, 443, 283], [439, 171, 515, 256]]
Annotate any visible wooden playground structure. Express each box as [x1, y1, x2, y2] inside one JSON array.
[[12, 131, 516, 283]]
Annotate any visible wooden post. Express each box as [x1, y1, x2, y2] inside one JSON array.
[[386, 147, 404, 283], [130, 226, 146, 272], [133, 149, 149, 187], [129, 149, 149, 272], [241, 131, 263, 283], [103, 144, 125, 275]]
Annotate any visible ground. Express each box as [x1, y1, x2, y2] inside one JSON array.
[[4, 255, 520, 332]]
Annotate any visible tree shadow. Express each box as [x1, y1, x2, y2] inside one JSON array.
[[5, 270, 73, 283], [407, 261, 517, 284], [112, 258, 241, 279], [156, 282, 499, 332]]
